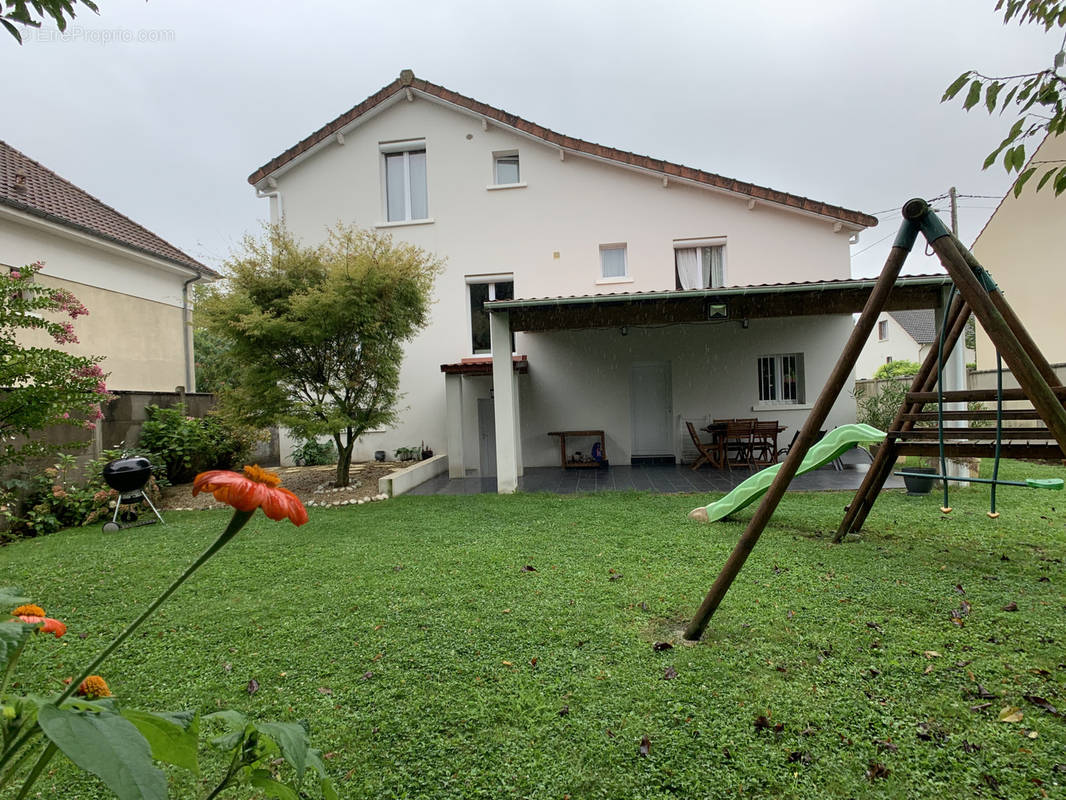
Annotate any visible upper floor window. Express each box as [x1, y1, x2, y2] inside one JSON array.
[[757, 353, 805, 405], [600, 244, 628, 279], [494, 151, 520, 185], [674, 242, 725, 289], [469, 276, 515, 354], [877, 320, 888, 341], [382, 142, 428, 222]]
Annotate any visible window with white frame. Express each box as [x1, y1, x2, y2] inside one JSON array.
[[674, 241, 725, 289], [600, 244, 627, 279], [382, 142, 428, 222], [877, 319, 888, 341], [468, 277, 515, 354], [757, 353, 805, 405], [493, 151, 520, 185]]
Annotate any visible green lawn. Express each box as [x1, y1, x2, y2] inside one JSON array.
[[3, 460, 1066, 799]]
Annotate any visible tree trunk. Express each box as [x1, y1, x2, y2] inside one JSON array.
[[334, 433, 354, 487]]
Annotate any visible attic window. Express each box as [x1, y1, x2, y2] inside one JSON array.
[[381, 141, 428, 222], [493, 152, 520, 185]]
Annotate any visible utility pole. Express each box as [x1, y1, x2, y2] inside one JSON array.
[[949, 186, 958, 235]]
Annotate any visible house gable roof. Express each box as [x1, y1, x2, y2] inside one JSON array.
[[0, 140, 217, 276], [888, 309, 936, 344], [248, 70, 878, 230]]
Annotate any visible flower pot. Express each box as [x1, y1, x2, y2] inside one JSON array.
[[374, 450, 386, 462], [903, 466, 937, 495], [421, 450, 433, 460]]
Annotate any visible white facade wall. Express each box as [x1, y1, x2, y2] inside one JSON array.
[[269, 93, 860, 466], [853, 313, 923, 380]]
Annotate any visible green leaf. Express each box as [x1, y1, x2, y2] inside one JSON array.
[[985, 81, 1002, 113], [943, 71, 972, 101], [0, 587, 30, 608], [0, 620, 32, 672], [257, 721, 310, 780], [1013, 166, 1037, 196], [121, 709, 199, 774], [1036, 166, 1059, 191], [249, 769, 300, 800], [306, 749, 339, 800], [963, 79, 983, 110], [37, 705, 167, 800], [1012, 143, 1028, 170], [1054, 166, 1066, 196]]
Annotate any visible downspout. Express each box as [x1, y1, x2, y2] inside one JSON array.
[[256, 185, 283, 225], [182, 273, 201, 392]]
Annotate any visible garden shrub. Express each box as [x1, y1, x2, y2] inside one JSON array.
[[856, 378, 910, 433], [138, 404, 262, 484], [1, 449, 163, 540], [872, 359, 921, 380], [292, 437, 336, 466]]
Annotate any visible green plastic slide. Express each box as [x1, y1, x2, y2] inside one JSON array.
[[689, 423, 887, 523]]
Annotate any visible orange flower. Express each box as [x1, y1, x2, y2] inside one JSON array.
[[12, 604, 45, 617], [77, 675, 111, 699], [15, 615, 67, 637], [193, 465, 308, 526]]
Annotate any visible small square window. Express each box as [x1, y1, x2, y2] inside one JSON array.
[[494, 153, 520, 185], [600, 245, 627, 279]]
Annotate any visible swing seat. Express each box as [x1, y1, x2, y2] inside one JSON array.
[[1025, 478, 1064, 490]]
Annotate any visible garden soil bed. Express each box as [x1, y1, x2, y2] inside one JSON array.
[[159, 462, 406, 511]]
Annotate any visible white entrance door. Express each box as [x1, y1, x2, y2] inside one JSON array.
[[630, 362, 673, 457], [477, 398, 497, 477]]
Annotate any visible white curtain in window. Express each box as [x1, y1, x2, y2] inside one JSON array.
[[704, 246, 724, 288], [675, 248, 702, 289], [408, 150, 428, 219]]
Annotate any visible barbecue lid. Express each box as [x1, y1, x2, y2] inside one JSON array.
[[103, 456, 152, 477]]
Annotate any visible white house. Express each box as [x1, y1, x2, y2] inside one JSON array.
[[0, 139, 218, 392], [854, 309, 974, 380], [248, 70, 950, 491]]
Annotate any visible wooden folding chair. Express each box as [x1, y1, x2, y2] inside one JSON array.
[[724, 419, 756, 470], [686, 422, 719, 470]]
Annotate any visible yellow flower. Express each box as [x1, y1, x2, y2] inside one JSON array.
[[77, 675, 111, 699], [12, 604, 45, 617]]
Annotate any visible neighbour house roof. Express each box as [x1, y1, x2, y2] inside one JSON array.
[[485, 275, 952, 333], [888, 309, 936, 344], [248, 70, 878, 230], [0, 140, 217, 276]]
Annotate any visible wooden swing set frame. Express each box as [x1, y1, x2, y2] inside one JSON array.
[[683, 198, 1066, 641]]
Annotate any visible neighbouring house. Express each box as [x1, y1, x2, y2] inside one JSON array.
[[971, 132, 1066, 370], [854, 309, 975, 379], [247, 70, 951, 491], [0, 139, 218, 392]]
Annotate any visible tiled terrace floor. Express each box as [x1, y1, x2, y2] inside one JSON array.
[[407, 449, 904, 496]]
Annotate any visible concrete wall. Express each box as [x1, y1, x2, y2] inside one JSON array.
[[269, 91, 861, 463], [972, 134, 1066, 369], [0, 209, 201, 391]]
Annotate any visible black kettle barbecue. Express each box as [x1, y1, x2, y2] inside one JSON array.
[[101, 456, 165, 532]]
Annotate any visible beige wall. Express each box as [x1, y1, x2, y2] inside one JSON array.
[[16, 275, 188, 392], [972, 133, 1066, 369], [0, 210, 200, 392], [268, 90, 865, 463]]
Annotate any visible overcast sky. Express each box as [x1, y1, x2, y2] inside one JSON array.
[[1, 0, 1054, 278]]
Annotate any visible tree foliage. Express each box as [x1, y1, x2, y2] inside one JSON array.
[[0, 262, 109, 467], [201, 225, 442, 486], [2, 0, 99, 43], [872, 359, 922, 380], [942, 1, 1066, 196]]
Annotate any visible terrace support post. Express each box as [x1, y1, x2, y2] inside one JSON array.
[[683, 218, 920, 642], [910, 200, 1066, 454], [834, 293, 970, 541], [445, 373, 465, 479], [490, 310, 519, 493]]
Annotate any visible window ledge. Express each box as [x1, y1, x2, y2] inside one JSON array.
[[595, 276, 634, 286], [374, 218, 435, 229], [486, 182, 527, 191], [751, 402, 813, 412]]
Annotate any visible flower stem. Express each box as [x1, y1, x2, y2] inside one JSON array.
[[55, 509, 255, 706], [14, 741, 56, 800]]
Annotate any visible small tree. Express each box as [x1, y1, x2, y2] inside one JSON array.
[[202, 225, 443, 487], [0, 261, 109, 466]]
